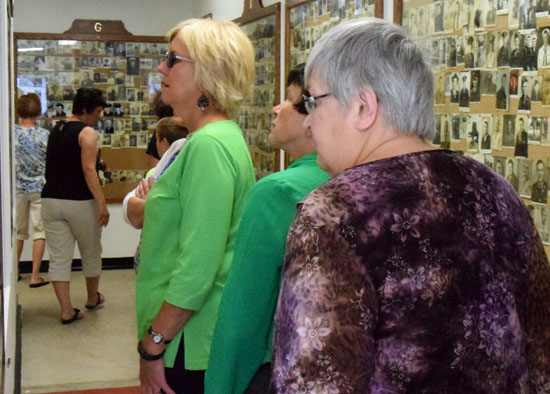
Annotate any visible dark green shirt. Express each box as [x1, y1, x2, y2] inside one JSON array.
[[205, 153, 329, 393]]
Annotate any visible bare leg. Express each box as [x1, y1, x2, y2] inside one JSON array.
[[30, 239, 46, 284], [85, 275, 102, 306], [16, 239, 24, 278], [52, 281, 79, 320]]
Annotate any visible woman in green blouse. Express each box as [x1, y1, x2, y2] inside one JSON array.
[[135, 19, 256, 394]]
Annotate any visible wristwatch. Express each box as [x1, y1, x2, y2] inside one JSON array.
[[148, 326, 172, 345], [137, 341, 165, 361]]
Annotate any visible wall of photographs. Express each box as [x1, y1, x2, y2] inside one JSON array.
[[15, 35, 169, 202], [401, 0, 550, 250], [287, 0, 376, 70], [235, 3, 280, 180]]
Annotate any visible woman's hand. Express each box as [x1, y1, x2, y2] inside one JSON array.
[[98, 202, 110, 227], [136, 177, 155, 199], [139, 358, 175, 394]]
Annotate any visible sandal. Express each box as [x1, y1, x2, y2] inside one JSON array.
[[61, 308, 82, 325], [85, 292, 105, 310], [29, 277, 49, 288]]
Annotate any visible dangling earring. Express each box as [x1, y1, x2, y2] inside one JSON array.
[[197, 93, 209, 111]]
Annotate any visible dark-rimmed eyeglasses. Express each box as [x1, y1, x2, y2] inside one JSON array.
[[302, 93, 332, 114], [164, 51, 194, 68]]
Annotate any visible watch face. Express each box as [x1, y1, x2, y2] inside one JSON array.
[[153, 334, 162, 344]]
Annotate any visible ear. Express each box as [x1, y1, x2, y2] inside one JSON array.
[[160, 137, 170, 149], [353, 88, 378, 131]]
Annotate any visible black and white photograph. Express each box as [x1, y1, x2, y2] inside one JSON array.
[[497, 30, 510, 67], [470, 70, 481, 102], [536, 0, 550, 14], [519, 0, 536, 30], [450, 73, 460, 103], [510, 70, 519, 97], [126, 88, 136, 102], [493, 114, 503, 149], [468, 115, 480, 151], [486, 0, 497, 25], [514, 116, 529, 157], [497, 0, 509, 13], [519, 159, 533, 196], [494, 155, 507, 177], [496, 70, 510, 110], [538, 28, 550, 67], [505, 158, 520, 190], [126, 56, 140, 76], [486, 32, 497, 67], [519, 75, 533, 111], [481, 71, 497, 94], [529, 116, 542, 144], [480, 116, 492, 151], [531, 158, 549, 203], [503, 114, 517, 146], [532, 77, 542, 101], [522, 31, 538, 70]]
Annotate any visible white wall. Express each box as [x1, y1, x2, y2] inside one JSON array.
[[193, 0, 280, 21], [13, 0, 195, 36]]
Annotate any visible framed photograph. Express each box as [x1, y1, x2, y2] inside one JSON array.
[[234, 1, 282, 179]]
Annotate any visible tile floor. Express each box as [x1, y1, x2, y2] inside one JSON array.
[[18, 269, 139, 394]]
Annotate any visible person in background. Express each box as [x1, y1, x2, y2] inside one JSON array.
[[14, 93, 49, 287], [135, 19, 255, 394], [145, 91, 174, 169], [41, 88, 110, 325], [272, 17, 550, 393], [205, 64, 329, 394], [123, 117, 188, 230]]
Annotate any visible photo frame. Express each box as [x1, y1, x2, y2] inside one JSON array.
[[234, 0, 282, 179]]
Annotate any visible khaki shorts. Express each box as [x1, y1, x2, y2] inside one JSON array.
[[15, 193, 45, 240], [41, 198, 103, 281]]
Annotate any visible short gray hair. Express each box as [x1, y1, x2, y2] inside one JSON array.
[[305, 17, 435, 139]]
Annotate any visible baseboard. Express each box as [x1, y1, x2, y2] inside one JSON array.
[[18, 257, 134, 274]]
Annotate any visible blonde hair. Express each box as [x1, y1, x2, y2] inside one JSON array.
[[168, 19, 255, 116]]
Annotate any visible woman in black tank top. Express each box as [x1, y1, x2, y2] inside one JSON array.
[[41, 88, 110, 324]]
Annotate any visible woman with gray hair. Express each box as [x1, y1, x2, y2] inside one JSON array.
[[272, 18, 550, 393]]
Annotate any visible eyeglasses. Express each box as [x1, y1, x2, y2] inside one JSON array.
[[302, 93, 331, 114], [164, 51, 194, 68]]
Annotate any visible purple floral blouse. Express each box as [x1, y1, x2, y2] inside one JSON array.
[[272, 150, 550, 393]]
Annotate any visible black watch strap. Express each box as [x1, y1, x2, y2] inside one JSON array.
[[137, 341, 165, 361], [148, 326, 172, 345]]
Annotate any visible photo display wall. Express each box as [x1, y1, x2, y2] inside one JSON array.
[[402, 0, 550, 250], [288, 0, 376, 70], [15, 21, 168, 202], [235, 1, 281, 180]]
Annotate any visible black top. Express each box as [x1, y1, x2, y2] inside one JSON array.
[[145, 130, 160, 160], [41, 121, 94, 200]]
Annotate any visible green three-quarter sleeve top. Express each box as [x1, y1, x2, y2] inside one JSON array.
[[136, 120, 255, 370]]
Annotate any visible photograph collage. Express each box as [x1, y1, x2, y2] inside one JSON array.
[[16, 38, 169, 191], [289, 0, 375, 69], [238, 14, 278, 179], [403, 0, 550, 246]]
